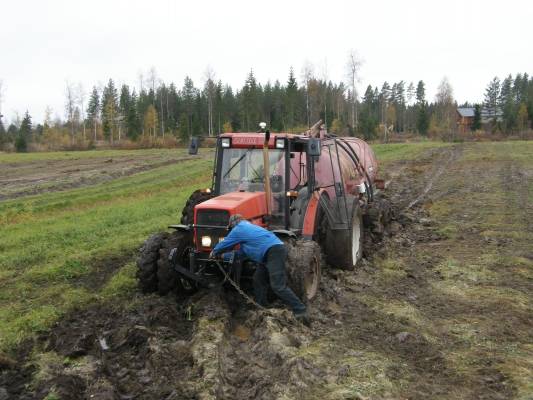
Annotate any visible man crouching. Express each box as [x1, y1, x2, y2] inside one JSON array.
[[209, 214, 310, 325]]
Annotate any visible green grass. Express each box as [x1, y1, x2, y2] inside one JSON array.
[[461, 140, 533, 162], [0, 148, 189, 164], [0, 156, 212, 352], [371, 141, 451, 163]]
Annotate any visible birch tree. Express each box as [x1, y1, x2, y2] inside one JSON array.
[[77, 83, 86, 140], [321, 58, 329, 126], [346, 50, 363, 131], [301, 61, 314, 127], [65, 81, 77, 142]]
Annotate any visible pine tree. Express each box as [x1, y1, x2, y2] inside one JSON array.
[[417, 101, 429, 135], [119, 84, 131, 139], [240, 70, 260, 131], [19, 111, 32, 138], [500, 75, 515, 132], [285, 67, 298, 129], [416, 81, 425, 104], [127, 90, 140, 139], [182, 76, 196, 138], [472, 104, 482, 131], [87, 87, 100, 141], [379, 82, 391, 125], [16, 111, 32, 152], [484, 77, 501, 123], [102, 79, 118, 142], [360, 85, 378, 139]]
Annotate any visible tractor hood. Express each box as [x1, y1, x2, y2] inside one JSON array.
[[194, 192, 267, 221]]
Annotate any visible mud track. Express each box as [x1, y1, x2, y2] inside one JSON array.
[[2, 144, 531, 399]]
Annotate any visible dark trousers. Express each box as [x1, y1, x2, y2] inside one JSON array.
[[253, 244, 306, 315]]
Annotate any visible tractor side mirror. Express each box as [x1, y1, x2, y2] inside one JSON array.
[[188, 137, 199, 155], [307, 138, 321, 157]]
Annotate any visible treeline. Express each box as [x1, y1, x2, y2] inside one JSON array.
[[0, 69, 532, 152], [482, 73, 532, 133]]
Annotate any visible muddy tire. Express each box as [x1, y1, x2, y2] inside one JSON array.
[[137, 231, 195, 296], [156, 231, 194, 295], [285, 239, 322, 303], [180, 189, 214, 225], [136, 232, 167, 293], [364, 197, 393, 238], [328, 203, 364, 270]]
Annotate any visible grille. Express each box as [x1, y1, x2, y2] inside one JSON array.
[[196, 210, 229, 249], [197, 210, 230, 227]]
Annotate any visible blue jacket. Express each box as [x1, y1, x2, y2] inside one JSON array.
[[212, 220, 283, 263]]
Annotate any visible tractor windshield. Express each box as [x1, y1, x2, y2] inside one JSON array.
[[220, 148, 285, 195]]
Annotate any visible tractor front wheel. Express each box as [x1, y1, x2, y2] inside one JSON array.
[[136, 231, 196, 296]]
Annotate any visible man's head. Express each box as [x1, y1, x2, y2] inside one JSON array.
[[228, 214, 244, 230]]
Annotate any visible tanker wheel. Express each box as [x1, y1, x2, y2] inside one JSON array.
[[285, 239, 322, 302], [329, 203, 364, 270], [180, 189, 214, 225]]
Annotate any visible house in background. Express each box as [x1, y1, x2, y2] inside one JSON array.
[[457, 106, 503, 133], [457, 107, 475, 133]]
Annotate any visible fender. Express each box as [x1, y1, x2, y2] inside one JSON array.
[[301, 189, 327, 239], [168, 224, 191, 232], [272, 229, 297, 239]]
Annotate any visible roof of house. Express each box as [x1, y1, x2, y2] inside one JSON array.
[[457, 107, 475, 117]]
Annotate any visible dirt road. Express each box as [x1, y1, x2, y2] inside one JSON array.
[[1, 143, 531, 399]]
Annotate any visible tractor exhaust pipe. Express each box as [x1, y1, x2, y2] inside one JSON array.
[[263, 129, 272, 216]]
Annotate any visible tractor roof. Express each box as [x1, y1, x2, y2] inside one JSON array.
[[220, 132, 305, 139], [220, 132, 309, 148]]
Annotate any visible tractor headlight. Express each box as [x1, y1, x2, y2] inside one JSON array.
[[221, 138, 231, 148], [201, 236, 212, 247], [275, 138, 285, 149]]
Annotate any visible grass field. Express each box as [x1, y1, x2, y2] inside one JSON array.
[[1, 141, 532, 400], [0, 142, 443, 353], [0, 155, 212, 351]]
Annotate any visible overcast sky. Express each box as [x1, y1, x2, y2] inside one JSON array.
[[1, 0, 531, 124]]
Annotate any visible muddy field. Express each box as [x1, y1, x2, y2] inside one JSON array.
[[0, 149, 211, 201], [1, 143, 531, 399]]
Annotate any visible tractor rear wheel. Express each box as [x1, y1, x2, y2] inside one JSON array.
[[136, 231, 196, 296], [285, 239, 322, 303], [180, 189, 214, 225]]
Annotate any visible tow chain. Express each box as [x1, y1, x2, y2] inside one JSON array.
[[213, 260, 265, 310]]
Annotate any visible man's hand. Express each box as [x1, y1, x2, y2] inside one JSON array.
[[209, 250, 217, 259]]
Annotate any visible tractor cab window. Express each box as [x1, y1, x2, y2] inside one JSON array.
[[220, 148, 285, 193], [220, 149, 286, 223]]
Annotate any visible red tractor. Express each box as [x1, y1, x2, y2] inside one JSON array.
[[137, 122, 387, 302]]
